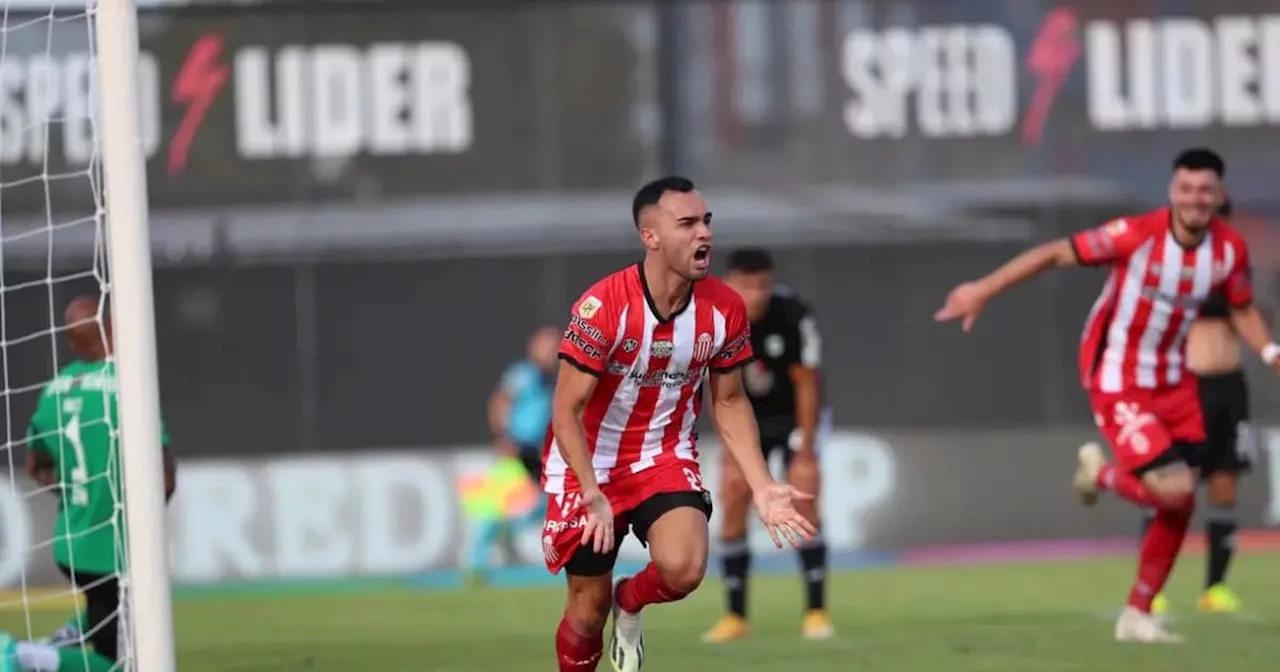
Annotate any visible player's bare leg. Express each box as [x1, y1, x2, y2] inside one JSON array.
[[557, 574, 613, 672], [703, 454, 752, 643], [1200, 470, 1242, 612], [1082, 446, 1194, 643], [613, 506, 710, 671], [787, 451, 832, 640]]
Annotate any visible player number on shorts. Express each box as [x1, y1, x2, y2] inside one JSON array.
[[683, 467, 703, 492], [61, 400, 89, 507]]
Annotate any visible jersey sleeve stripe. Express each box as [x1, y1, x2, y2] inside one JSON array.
[[557, 352, 601, 378], [1069, 234, 1093, 266], [798, 314, 821, 368], [710, 356, 754, 375]]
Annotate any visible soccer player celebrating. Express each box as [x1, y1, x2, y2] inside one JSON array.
[[703, 248, 832, 642], [5, 296, 176, 672], [1146, 197, 1254, 615], [935, 148, 1280, 643], [544, 176, 815, 672]]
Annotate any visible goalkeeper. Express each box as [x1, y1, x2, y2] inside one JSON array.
[[4, 296, 176, 672]]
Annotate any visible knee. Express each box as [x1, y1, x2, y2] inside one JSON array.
[[565, 582, 612, 634], [1206, 474, 1238, 508], [1207, 489, 1237, 509], [656, 552, 707, 595], [1142, 467, 1195, 511], [788, 454, 820, 490]]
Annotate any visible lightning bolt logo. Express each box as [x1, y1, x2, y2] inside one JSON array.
[[169, 33, 229, 177], [1020, 7, 1081, 147]]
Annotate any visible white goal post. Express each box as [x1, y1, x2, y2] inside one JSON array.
[[94, 0, 176, 670]]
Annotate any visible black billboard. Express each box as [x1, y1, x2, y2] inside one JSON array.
[[0, 3, 651, 215]]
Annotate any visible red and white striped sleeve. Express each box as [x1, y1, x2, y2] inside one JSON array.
[[711, 291, 753, 374], [560, 287, 619, 376]]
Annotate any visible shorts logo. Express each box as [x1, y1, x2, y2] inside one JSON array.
[[682, 466, 704, 491], [578, 296, 603, 319], [651, 340, 674, 358], [1112, 401, 1156, 454], [693, 333, 714, 362], [621, 338, 638, 353]]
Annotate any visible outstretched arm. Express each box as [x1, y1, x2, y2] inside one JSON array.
[[709, 369, 772, 491], [938, 219, 1139, 331], [935, 239, 1076, 331], [975, 239, 1078, 297]]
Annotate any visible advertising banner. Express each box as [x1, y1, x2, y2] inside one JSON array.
[[0, 4, 649, 215], [2, 428, 1275, 588], [690, 0, 1280, 200]]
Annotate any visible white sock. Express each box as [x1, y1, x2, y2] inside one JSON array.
[[15, 642, 60, 672]]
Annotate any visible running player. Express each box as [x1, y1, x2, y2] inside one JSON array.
[[1146, 197, 1255, 615], [704, 248, 833, 642], [5, 296, 175, 672], [935, 148, 1280, 643], [545, 176, 816, 672]]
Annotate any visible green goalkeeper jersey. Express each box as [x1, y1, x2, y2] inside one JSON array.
[[26, 359, 169, 575]]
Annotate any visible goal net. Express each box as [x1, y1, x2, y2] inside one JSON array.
[[0, 2, 173, 671]]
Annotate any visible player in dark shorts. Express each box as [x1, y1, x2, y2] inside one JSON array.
[[1145, 198, 1254, 615], [705, 248, 833, 642]]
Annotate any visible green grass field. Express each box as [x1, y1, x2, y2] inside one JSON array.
[[4, 553, 1280, 671]]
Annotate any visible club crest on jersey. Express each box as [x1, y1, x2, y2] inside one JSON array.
[[651, 340, 674, 358], [693, 333, 714, 362], [621, 338, 639, 353], [578, 295, 603, 319]]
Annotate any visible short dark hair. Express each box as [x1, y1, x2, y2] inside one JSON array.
[[1219, 197, 1233, 217], [726, 248, 773, 274], [632, 176, 695, 228], [1172, 148, 1225, 177]]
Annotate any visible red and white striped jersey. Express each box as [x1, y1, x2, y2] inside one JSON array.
[[543, 263, 754, 494], [1072, 208, 1253, 393]]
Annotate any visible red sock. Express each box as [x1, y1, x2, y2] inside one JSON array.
[[556, 616, 603, 672], [1096, 464, 1163, 507], [615, 562, 690, 614], [1127, 502, 1193, 612]]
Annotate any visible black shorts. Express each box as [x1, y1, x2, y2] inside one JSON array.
[[517, 446, 542, 483], [759, 418, 799, 467], [56, 564, 120, 662], [757, 409, 832, 469], [563, 490, 713, 577], [1198, 370, 1253, 476]]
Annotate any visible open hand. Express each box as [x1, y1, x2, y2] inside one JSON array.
[[752, 483, 817, 548], [579, 488, 615, 554], [934, 281, 989, 332]]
